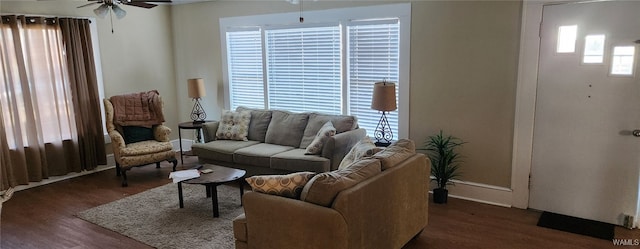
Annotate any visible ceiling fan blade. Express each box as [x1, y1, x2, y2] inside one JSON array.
[[124, 1, 158, 8], [77, 1, 102, 8]]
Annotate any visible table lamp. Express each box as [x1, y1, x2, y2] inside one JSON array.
[[188, 78, 206, 124], [371, 81, 397, 146]]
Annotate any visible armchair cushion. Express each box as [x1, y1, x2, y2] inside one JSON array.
[[120, 140, 173, 157], [122, 126, 155, 144]]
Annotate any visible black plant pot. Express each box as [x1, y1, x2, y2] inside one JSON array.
[[433, 188, 448, 204]]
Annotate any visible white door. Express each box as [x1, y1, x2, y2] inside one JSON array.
[[530, 1, 640, 226]]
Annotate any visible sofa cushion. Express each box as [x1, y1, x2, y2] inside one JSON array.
[[372, 139, 416, 170], [216, 110, 252, 141], [191, 140, 260, 163], [300, 113, 358, 148], [245, 171, 316, 199], [338, 136, 383, 170], [236, 107, 272, 142], [234, 143, 295, 168], [304, 121, 336, 155], [271, 149, 331, 173], [201, 121, 219, 143], [300, 159, 381, 207], [265, 110, 309, 147]]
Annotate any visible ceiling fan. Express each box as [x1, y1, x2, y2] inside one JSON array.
[[77, 0, 172, 19]]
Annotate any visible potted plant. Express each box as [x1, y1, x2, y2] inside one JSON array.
[[423, 130, 465, 204]]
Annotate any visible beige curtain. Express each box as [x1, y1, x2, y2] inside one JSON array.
[[0, 15, 105, 190]]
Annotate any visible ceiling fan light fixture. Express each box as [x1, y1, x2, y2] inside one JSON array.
[[112, 5, 127, 19], [93, 4, 109, 18]]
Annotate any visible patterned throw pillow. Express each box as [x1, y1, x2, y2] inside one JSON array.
[[338, 136, 383, 170], [304, 121, 336, 155], [245, 172, 316, 199], [216, 110, 251, 141]]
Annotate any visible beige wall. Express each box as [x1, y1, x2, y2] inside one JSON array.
[[2, 0, 522, 188], [0, 1, 179, 142], [172, 0, 522, 187]]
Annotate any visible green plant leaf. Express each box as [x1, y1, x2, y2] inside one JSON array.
[[422, 130, 466, 189]]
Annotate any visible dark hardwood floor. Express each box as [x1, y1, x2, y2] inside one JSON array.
[[2, 153, 638, 248]]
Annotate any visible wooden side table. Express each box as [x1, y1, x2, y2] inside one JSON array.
[[178, 121, 212, 165]]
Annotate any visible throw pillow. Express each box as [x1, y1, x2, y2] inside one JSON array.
[[299, 113, 358, 148], [122, 126, 155, 144], [216, 110, 252, 141], [300, 159, 381, 207], [304, 121, 336, 155], [338, 136, 383, 170], [245, 172, 316, 199], [372, 139, 417, 170]]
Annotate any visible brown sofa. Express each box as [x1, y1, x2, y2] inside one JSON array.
[[232, 142, 430, 249], [191, 107, 366, 176]]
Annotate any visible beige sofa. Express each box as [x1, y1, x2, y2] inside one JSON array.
[[233, 141, 430, 249], [191, 107, 366, 176]]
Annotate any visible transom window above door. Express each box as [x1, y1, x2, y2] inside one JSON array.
[[555, 24, 637, 77]]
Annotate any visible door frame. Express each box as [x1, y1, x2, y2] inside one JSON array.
[[513, 0, 640, 226], [512, 0, 577, 209]]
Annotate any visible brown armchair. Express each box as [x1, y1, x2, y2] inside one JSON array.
[[104, 96, 177, 187]]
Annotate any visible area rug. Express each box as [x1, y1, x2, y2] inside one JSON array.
[[537, 211, 615, 241], [77, 183, 244, 249]]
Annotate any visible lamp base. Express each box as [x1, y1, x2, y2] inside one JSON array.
[[373, 111, 394, 147], [374, 141, 392, 147], [190, 98, 207, 124]]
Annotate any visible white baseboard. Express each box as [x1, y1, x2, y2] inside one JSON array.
[[429, 178, 513, 208], [172, 139, 194, 152]]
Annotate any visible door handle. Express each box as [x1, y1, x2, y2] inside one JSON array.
[[633, 130, 640, 137]]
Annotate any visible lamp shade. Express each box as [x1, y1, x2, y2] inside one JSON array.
[[371, 81, 397, 111], [187, 78, 206, 98], [93, 4, 109, 18], [112, 5, 127, 19]]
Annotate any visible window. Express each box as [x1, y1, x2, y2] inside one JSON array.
[[227, 29, 264, 109], [583, 34, 605, 64], [266, 26, 342, 113], [221, 4, 410, 138], [557, 25, 578, 53], [611, 46, 635, 76], [347, 20, 399, 137]]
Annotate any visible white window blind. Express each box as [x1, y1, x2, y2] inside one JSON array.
[[347, 20, 399, 138], [227, 30, 265, 110], [265, 26, 342, 114]]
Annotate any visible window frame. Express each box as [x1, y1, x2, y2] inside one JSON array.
[[219, 3, 411, 139]]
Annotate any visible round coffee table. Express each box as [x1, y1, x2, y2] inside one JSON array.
[[177, 164, 246, 217]]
